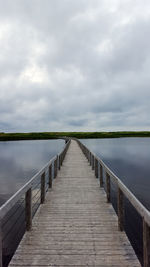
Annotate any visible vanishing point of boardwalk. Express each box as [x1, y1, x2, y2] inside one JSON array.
[[9, 140, 140, 266]]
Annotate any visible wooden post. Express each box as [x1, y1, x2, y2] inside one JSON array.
[[92, 155, 94, 170], [54, 158, 57, 178], [89, 152, 92, 166], [106, 173, 110, 203], [0, 221, 2, 267], [95, 158, 98, 178], [100, 164, 103, 187], [49, 165, 52, 188], [143, 219, 150, 267], [25, 188, 32, 231], [58, 155, 61, 170], [41, 172, 45, 204], [118, 188, 124, 231], [61, 152, 64, 164], [60, 153, 63, 166]]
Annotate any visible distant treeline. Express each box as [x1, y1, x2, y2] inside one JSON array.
[[0, 131, 150, 141]]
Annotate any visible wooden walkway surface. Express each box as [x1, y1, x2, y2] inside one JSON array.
[[9, 140, 141, 267]]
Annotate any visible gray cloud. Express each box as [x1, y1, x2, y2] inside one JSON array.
[[0, 0, 150, 132]]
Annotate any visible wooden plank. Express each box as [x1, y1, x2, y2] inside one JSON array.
[[9, 140, 141, 267]]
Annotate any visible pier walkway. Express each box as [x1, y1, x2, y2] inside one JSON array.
[[9, 140, 140, 266]]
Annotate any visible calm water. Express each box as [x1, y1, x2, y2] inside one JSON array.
[[81, 137, 150, 210], [81, 137, 150, 265], [0, 139, 64, 206]]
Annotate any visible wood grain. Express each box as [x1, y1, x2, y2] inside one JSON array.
[[9, 140, 141, 267]]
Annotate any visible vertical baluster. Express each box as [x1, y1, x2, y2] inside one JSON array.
[[60, 153, 63, 166], [0, 221, 2, 267], [106, 173, 110, 203], [54, 158, 57, 178], [143, 219, 150, 267], [49, 164, 52, 188], [58, 155, 61, 170], [89, 152, 92, 166], [41, 172, 45, 204], [92, 155, 94, 170], [25, 188, 32, 231], [100, 164, 103, 187], [95, 158, 98, 178], [118, 188, 124, 231]]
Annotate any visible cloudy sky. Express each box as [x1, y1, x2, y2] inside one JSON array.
[[0, 0, 150, 132]]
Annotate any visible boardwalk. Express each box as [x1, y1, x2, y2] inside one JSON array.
[[9, 140, 141, 267]]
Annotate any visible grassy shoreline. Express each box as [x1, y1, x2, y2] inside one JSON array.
[[0, 131, 150, 141]]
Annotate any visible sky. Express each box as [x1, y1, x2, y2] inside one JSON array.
[[0, 0, 150, 132]]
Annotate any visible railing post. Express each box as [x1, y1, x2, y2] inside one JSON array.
[[143, 219, 150, 267], [49, 165, 52, 188], [92, 155, 94, 170], [60, 153, 63, 166], [25, 188, 32, 231], [54, 157, 57, 178], [41, 172, 45, 204], [118, 188, 124, 231], [100, 164, 103, 187], [0, 221, 2, 267], [95, 158, 98, 178], [89, 151, 92, 166], [106, 173, 110, 203], [58, 155, 61, 170]]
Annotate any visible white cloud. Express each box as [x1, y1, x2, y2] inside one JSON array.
[[0, 0, 150, 132]]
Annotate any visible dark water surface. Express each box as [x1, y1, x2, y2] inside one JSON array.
[[81, 137, 150, 265], [0, 139, 64, 206]]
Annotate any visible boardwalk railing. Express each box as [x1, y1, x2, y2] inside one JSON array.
[[75, 139, 150, 267], [0, 138, 71, 267]]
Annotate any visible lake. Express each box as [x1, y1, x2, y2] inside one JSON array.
[[0, 137, 149, 265], [80, 137, 150, 264], [0, 139, 64, 206]]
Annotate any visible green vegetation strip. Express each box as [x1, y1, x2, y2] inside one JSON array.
[[0, 131, 150, 141]]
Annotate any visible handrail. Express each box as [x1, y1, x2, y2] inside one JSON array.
[[75, 138, 150, 267], [91, 151, 150, 226], [0, 138, 71, 267], [0, 156, 56, 220]]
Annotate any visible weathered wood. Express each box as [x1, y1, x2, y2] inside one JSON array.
[[100, 164, 103, 187], [118, 188, 124, 231], [58, 155, 61, 170], [106, 173, 110, 203], [9, 140, 140, 267], [95, 158, 98, 178], [143, 219, 150, 267], [25, 188, 32, 231], [92, 155, 94, 170], [75, 140, 150, 228], [41, 172, 45, 204], [0, 156, 58, 220], [0, 222, 2, 267], [89, 152, 92, 166], [49, 165, 52, 188], [59, 153, 62, 166], [54, 158, 58, 178]]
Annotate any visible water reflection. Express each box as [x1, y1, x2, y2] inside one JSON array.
[[81, 138, 150, 210], [0, 139, 64, 206]]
